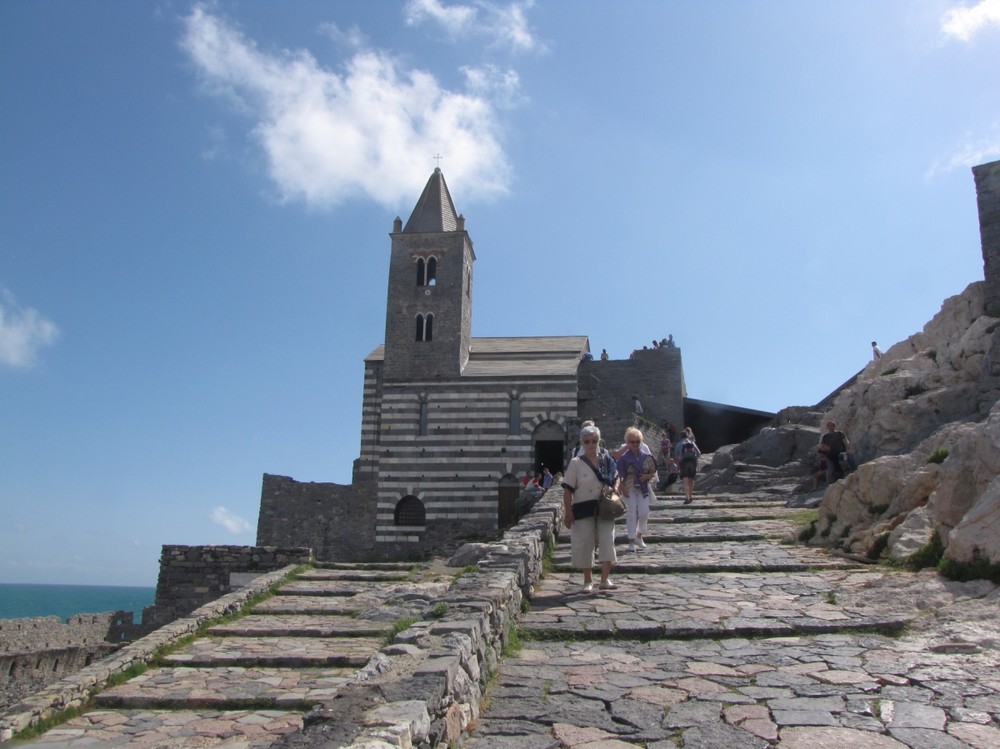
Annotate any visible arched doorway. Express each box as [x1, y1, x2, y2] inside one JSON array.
[[533, 420, 566, 476]]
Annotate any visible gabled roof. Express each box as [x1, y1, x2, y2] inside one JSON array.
[[365, 335, 590, 377], [403, 168, 460, 233]]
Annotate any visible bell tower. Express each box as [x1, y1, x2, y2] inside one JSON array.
[[382, 168, 474, 382]]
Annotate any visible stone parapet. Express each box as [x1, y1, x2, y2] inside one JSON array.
[[151, 544, 313, 626]]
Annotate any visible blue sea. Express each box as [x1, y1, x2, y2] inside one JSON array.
[[0, 583, 156, 623]]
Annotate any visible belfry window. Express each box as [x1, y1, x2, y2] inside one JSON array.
[[415, 313, 434, 342], [394, 495, 426, 526], [419, 401, 428, 436], [416, 256, 438, 287]]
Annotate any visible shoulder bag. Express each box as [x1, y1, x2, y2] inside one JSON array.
[[581, 454, 626, 520]]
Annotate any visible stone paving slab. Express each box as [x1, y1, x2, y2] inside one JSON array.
[[251, 595, 366, 615], [19, 708, 302, 747], [467, 635, 1000, 747], [161, 636, 383, 668], [207, 614, 392, 638], [611, 518, 799, 542], [94, 666, 355, 709], [551, 539, 855, 573], [523, 571, 908, 640], [645, 503, 806, 522], [273, 581, 366, 597], [294, 570, 412, 583]]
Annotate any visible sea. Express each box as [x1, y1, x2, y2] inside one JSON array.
[[0, 583, 156, 623]]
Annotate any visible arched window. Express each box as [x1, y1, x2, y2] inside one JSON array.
[[416, 258, 426, 286], [394, 495, 426, 526], [508, 397, 521, 435], [415, 314, 433, 342], [427, 257, 437, 286], [419, 401, 428, 436]]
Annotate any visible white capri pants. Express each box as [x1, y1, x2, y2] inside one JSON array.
[[570, 514, 617, 569], [623, 487, 652, 539]]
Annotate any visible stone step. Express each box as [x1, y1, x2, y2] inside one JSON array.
[[551, 539, 856, 573], [30, 708, 303, 746], [519, 570, 910, 641], [93, 665, 356, 709], [161, 635, 383, 668], [252, 594, 366, 615], [207, 614, 393, 639], [294, 569, 412, 583]]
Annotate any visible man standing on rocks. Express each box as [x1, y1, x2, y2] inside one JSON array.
[[820, 421, 854, 483]]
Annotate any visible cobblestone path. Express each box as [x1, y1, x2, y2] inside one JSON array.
[[466, 494, 1000, 748], [15, 563, 454, 748]]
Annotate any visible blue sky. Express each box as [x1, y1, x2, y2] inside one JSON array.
[[2, 1, 999, 587]]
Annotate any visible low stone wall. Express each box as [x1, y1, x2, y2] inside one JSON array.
[[150, 544, 313, 626]]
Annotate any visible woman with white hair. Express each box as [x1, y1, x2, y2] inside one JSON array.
[[562, 423, 619, 592]]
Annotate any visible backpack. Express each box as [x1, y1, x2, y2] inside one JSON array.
[[681, 441, 697, 460]]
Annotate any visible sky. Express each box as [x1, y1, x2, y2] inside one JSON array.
[[2, 1, 1000, 588]]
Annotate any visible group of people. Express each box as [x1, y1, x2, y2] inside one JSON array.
[[595, 336, 676, 362], [522, 467, 554, 495], [561, 421, 700, 593]]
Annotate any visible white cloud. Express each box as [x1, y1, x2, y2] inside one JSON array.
[[404, 0, 541, 53], [182, 4, 512, 209], [942, 0, 1000, 41], [925, 125, 1000, 179], [0, 289, 58, 369], [404, 0, 477, 36], [210, 506, 253, 534]]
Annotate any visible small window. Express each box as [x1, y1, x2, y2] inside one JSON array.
[[419, 401, 428, 435], [508, 397, 521, 435], [416, 258, 426, 286], [427, 257, 437, 286], [415, 313, 433, 342], [394, 495, 426, 526]]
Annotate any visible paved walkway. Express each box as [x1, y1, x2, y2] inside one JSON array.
[[465, 494, 1000, 748], [9, 493, 1000, 747]]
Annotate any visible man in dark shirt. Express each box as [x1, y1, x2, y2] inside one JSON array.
[[820, 421, 850, 483]]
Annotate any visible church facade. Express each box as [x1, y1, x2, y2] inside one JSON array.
[[257, 169, 691, 561]]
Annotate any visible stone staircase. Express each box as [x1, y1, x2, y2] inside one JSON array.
[[3, 561, 458, 746], [464, 492, 1000, 747]]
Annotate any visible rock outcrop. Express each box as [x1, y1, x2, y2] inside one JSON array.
[[702, 281, 1000, 570]]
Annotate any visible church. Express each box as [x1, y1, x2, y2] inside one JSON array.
[[256, 169, 771, 561]]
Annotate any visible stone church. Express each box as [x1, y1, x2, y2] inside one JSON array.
[[256, 169, 772, 561]]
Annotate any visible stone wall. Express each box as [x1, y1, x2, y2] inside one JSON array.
[[579, 347, 686, 445], [257, 475, 378, 563], [149, 544, 313, 626], [0, 615, 122, 711], [974, 159, 1000, 318]]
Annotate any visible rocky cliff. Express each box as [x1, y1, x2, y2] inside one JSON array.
[[702, 280, 1000, 572]]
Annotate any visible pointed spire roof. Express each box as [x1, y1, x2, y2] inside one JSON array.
[[403, 168, 460, 233]]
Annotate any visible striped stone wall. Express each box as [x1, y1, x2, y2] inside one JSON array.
[[370, 374, 578, 554]]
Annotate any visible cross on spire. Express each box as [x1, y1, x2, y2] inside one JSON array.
[[433, 153, 443, 169]]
